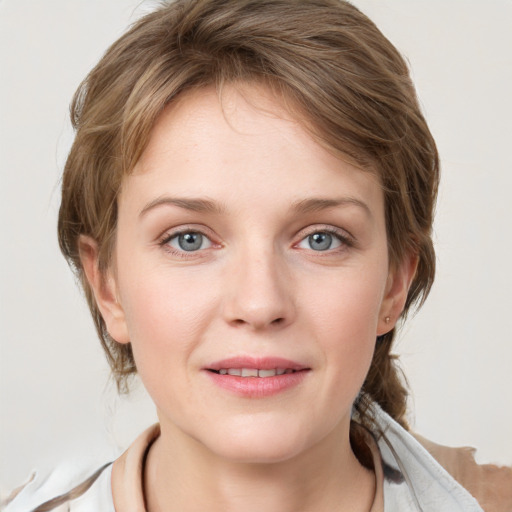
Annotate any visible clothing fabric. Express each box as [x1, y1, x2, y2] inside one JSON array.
[[4, 403, 510, 512]]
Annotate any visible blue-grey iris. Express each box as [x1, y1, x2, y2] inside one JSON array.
[[308, 232, 332, 251], [178, 232, 203, 251]]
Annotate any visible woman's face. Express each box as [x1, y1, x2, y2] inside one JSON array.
[[91, 85, 411, 463]]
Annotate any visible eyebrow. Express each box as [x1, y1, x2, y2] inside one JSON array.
[[139, 196, 371, 218], [139, 197, 227, 218], [291, 197, 372, 216]]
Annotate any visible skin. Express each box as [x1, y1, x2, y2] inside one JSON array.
[[81, 85, 416, 512]]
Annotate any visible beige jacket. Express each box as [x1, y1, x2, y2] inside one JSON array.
[[413, 433, 512, 512]]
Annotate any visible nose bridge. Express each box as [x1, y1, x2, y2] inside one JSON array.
[[223, 238, 295, 330]]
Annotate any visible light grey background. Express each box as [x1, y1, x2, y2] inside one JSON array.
[[1, 0, 511, 492]]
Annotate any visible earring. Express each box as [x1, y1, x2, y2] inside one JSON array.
[[385, 316, 390, 324]]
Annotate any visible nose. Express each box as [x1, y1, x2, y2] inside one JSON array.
[[222, 246, 296, 331]]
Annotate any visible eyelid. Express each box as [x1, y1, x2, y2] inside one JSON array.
[[158, 224, 216, 241], [296, 225, 354, 243]]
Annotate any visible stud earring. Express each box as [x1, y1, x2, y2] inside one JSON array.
[[385, 316, 390, 324]]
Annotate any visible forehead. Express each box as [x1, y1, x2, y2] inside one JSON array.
[[120, 84, 383, 219], [135, 84, 321, 172]]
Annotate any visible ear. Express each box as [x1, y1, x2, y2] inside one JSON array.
[[377, 253, 418, 336], [79, 235, 130, 344]]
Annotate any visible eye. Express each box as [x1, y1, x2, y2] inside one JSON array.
[[297, 231, 343, 251], [167, 231, 212, 252]]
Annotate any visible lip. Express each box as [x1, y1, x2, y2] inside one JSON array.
[[203, 356, 310, 398], [206, 356, 307, 372]]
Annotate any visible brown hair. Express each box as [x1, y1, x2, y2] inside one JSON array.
[[58, 0, 439, 427]]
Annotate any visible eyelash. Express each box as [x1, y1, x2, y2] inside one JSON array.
[[295, 226, 354, 253], [158, 225, 354, 259]]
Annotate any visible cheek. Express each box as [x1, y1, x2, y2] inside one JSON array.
[[302, 267, 387, 381], [304, 267, 386, 339], [117, 267, 220, 381]]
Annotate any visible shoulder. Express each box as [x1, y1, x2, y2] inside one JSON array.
[[367, 402, 511, 512], [3, 424, 160, 512], [2, 461, 114, 512], [413, 433, 512, 512]]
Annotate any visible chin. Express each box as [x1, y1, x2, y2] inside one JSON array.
[[198, 415, 319, 464], [214, 436, 306, 464]]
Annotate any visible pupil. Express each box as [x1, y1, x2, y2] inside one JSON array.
[[178, 232, 202, 251], [310, 232, 332, 251]]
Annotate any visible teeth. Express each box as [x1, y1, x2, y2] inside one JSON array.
[[217, 368, 296, 378], [258, 369, 276, 378], [241, 368, 259, 377]]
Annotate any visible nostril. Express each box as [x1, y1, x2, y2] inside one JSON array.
[[231, 317, 284, 327]]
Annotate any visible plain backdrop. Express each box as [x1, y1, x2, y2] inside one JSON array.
[[1, 0, 511, 493]]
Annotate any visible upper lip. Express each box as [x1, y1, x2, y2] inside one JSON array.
[[206, 356, 308, 371]]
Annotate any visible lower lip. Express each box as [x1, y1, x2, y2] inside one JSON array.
[[205, 370, 309, 398]]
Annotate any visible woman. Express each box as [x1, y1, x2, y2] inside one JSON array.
[[4, 0, 511, 511]]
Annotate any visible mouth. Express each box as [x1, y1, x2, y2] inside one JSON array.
[[208, 368, 301, 377], [206, 356, 309, 374], [204, 357, 310, 397]]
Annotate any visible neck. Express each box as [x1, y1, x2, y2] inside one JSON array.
[[144, 419, 376, 512]]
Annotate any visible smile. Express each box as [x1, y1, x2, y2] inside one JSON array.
[[205, 357, 310, 397], [209, 368, 297, 377]]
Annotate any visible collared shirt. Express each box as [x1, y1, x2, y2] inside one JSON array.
[[4, 403, 511, 511]]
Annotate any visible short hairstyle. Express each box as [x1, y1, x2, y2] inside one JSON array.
[[58, 0, 439, 429]]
